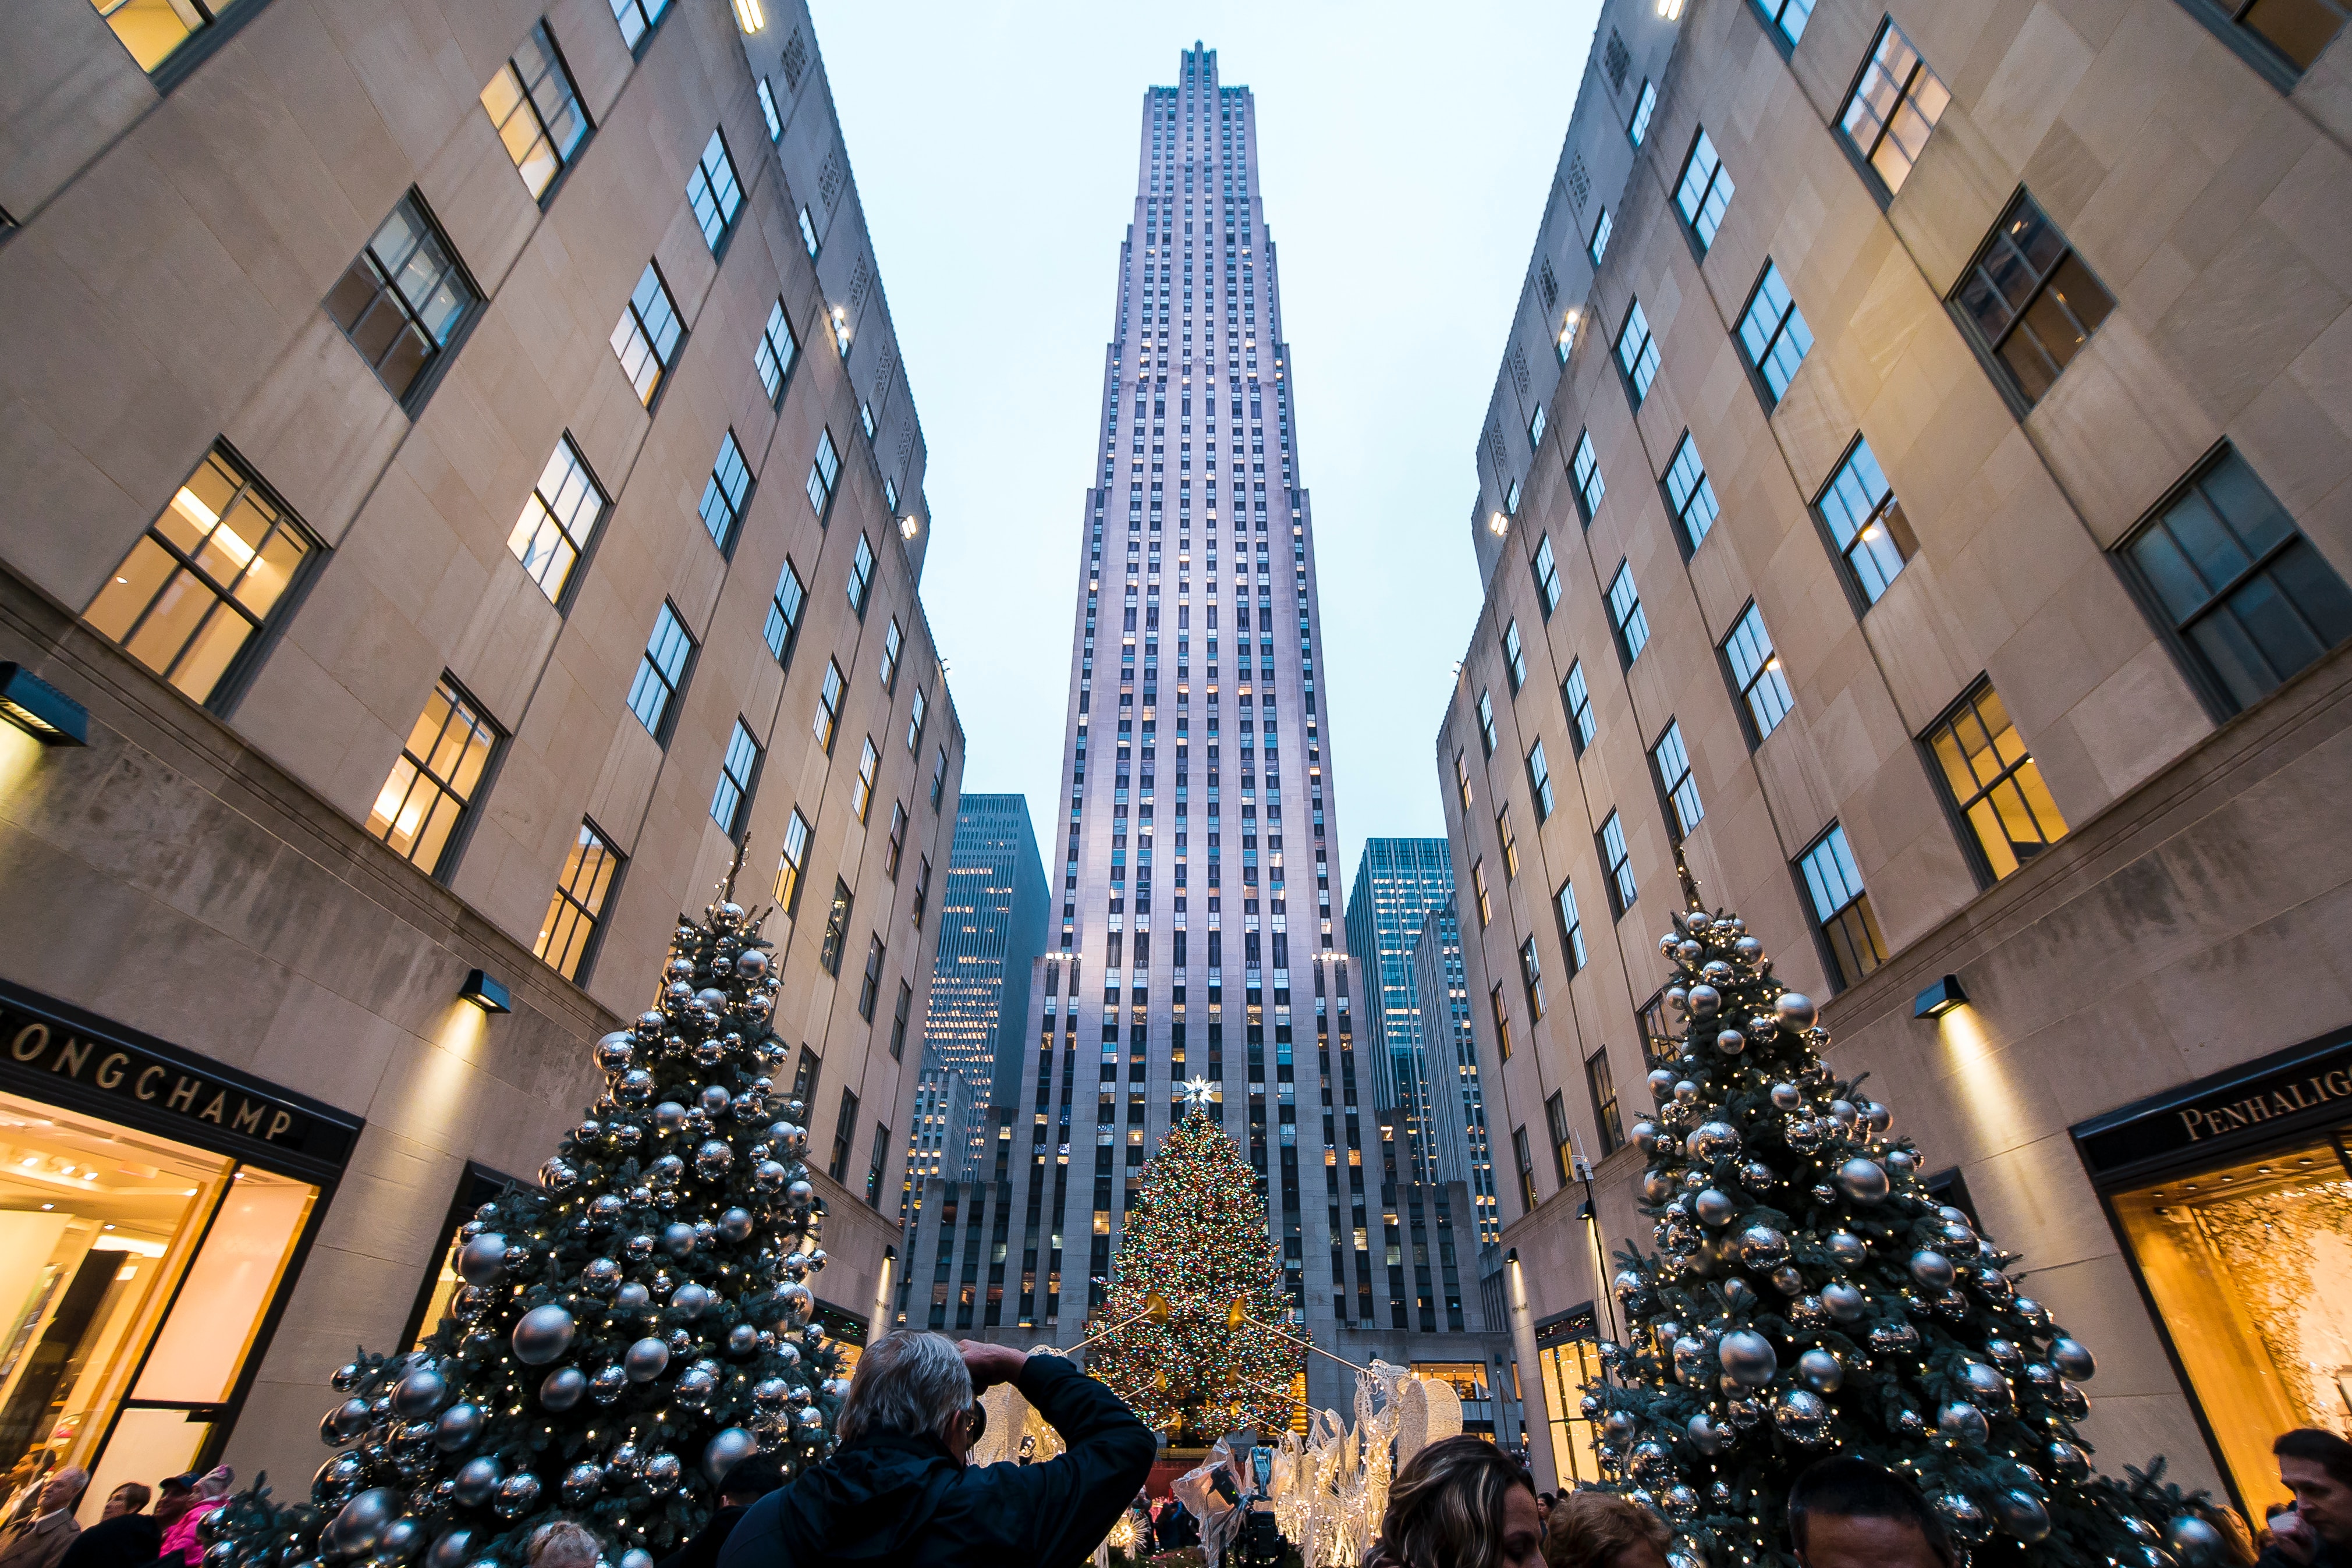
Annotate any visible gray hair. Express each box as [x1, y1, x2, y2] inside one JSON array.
[[527, 1521, 600, 1568], [836, 1330, 971, 1444]]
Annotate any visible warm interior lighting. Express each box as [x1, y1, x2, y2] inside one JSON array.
[[459, 969, 512, 1013], [1658, 0, 1686, 16], [1913, 974, 1968, 1017], [0, 664, 89, 747]]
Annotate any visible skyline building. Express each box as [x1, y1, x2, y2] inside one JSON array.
[[1343, 838, 1459, 1182], [1408, 899, 1499, 1246]]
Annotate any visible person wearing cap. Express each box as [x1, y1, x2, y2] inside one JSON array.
[[0, 1466, 86, 1568], [56, 1485, 156, 1568], [154, 1468, 231, 1568]]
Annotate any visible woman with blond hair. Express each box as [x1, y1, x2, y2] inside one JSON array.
[[1361, 1435, 1544, 1568], [1544, 1492, 1670, 1568]]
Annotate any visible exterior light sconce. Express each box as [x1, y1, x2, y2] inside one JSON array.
[[729, 0, 765, 30], [1658, 0, 1687, 17], [0, 665, 88, 747], [1488, 512, 1509, 536], [1914, 974, 1968, 1019], [460, 969, 512, 1014], [900, 515, 920, 541]]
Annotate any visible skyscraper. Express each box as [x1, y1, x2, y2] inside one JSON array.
[[1409, 900, 1499, 1246], [1343, 839, 1459, 1180]]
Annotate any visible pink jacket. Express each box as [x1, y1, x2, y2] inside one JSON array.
[[158, 1497, 228, 1567]]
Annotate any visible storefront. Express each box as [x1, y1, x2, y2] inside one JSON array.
[[1532, 1303, 1604, 1484], [2076, 1026, 2352, 1520], [0, 980, 359, 1519]]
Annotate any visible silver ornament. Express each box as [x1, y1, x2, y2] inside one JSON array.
[[733, 948, 769, 981], [619, 1554, 654, 1568], [432, 1402, 484, 1452], [676, 1367, 718, 1406], [1773, 1389, 1832, 1446], [1687, 984, 1721, 1015], [451, 1457, 500, 1507], [1715, 1028, 1747, 1056], [492, 1472, 541, 1520], [1694, 1189, 1737, 1228], [511, 1304, 576, 1366], [2051, 1337, 2096, 1381], [1771, 1264, 1805, 1295], [2046, 1440, 2090, 1480], [1739, 1225, 1790, 1267], [539, 1368, 587, 1413], [1686, 1411, 1728, 1455], [1936, 1493, 1991, 1543], [662, 1222, 698, 1257], [327, 1489, 402, 1558], [1869, 1321, 1921, 1353], [1687, 1121, 1742, 1161], [1827, 1230, 1867, 1268], [560, 1463, 603, 1506], [1718, 1329, 1777, 1388], [1994, 1489, 2052, 1544], [721, 1207, 756, 1241], [1775, 992, 1817, 1027], [324, 1396, 371, 1445], [427, 1529, 473, 1568], [728, 1322, 761, 1357], [1960, 1360, 2012, 1411], [643, 1452, 683, 1490], [1821, 1282, 1865, 1322], [1629, 1441, 1673, 1483], [1770, 1082, 1801, 1111], [1836, 1158, 1890, 1204], [1937, 1402, 1989, 1445], [1910, 1250, 1955, 1290], [392, 1365, 448, 1420], [617, 1280, 652, 1311], [704, 1428, 760, 1484], [2164, 1515, 2226, 1564], [625, 1337, 671, 1381], [1797, 1348, 1843, 1392], [673, 1283, 714, 1318], [456, 1233, 507, 1286]]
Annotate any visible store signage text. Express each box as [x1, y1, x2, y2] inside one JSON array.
[[2177, 1068, 2352, 1144], [2077, 1031, 2352, 1179], [0, 1010, 307, 1145]]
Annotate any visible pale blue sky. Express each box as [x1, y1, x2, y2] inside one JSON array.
[[810, 1, 1605, 884]]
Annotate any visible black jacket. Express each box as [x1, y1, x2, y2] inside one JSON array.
[[54, 1517, 156, 1568], [657, 1505, 746, 1568], [718, 1354, 1155, 1568]]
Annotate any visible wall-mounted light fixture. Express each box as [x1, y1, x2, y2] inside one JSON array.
[[0, 664, 87, 747], [729, 0, 765, 30], [1488, 511, 1509, 536], [1913, 974, 1968, 1019], [460, 969, 512, 1014], [900, 515, 920, 541]]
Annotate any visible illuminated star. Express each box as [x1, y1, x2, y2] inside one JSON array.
[[1179, 1076, 1217, 1109]]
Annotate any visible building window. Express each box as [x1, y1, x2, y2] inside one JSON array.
[[1527, 741, 1556, 821], [907, 686, 928, 753], [1512, 1124, 1538, 1211], [865, 1123, 891, 1207], [609, 0, 671, 54], [819, 878, 854, 975], [765, 559, 806, 666], [698, 431, 753, 552], [1455, 751, 1474, 810], [798, 206, 821, 258], [1476, 690, 1498, 755], [807, 429, 843, 516], [612, 262, 683, 405], [1737, 263, 1812, 405], [1628, 80, 1658, 145], [1532, 536, 1563, 616], [1502, 622, 1527, 693], [2126, 447, 2352, 714], [858, 934, 885, 1020], [1662, 432, 1720, 552], [1615, 301, 1659, 403], [1529, 402, 1548, 451], [711, 719, 760, 838], [687, 130, 744, 252], [1723, 602, 1794, 741], [911, 855, 932, 927], [86, 445, 314, 708], [1600, 811, 1637, 916], [507, 435, 604, 602], [1473, 859, 1492, 927], [775, 808, 811, 914], [1585, 1049, 1624, 1156], [2181, 0, 2350, 70], [535, 820, 620, 981], [854, 738, 879, 822], [756, 300, 800, 405], [1924, 680, 2070, 883], [879, 619, 905, 691], [1638, 989, 1676, 1066], [849, 534, 878, 617], [890, 982, 913, 1061], [1498, 809, 1520, 879], [829, 1087, 859, 1180], [1555, 880, 1587, 974], [757, 78, 783, 141], [325, 194, 478, 406], [1754, 0, 1814, 45], [1817, 437, 1916, 605], [1607, 562, 1649, 665], [1675, 131, 1734, 251], [1652, 721, 1703, 838], [91, 0, 249, 72], [860, 402, 877, 441], [814, 660, 845, 752], [1797, 824, 1888, 990], [1588, 209, 1613, 266], [1519, 937, 1545, 1023], [1545, 1091, 1573, 1183], [480, 23, 589, 203], [627, 604, 694, 741], [930, 746, 948, 809], [1952, 190, 2115, 409], [1571, 431, 1606, 523], [1840, 19, 1950, 198], [884, 802, 907, 879], [367, 677, 497, 875], [1562, 661, 1595, 754], [1493, 988, 1516, 1066]]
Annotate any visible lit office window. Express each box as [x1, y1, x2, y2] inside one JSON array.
[[1817, 438, 1916, 604], [367, 678, 497, 875], [536, 821, 620, 980], [479, 23, 589, 201], [775, 809, 811, 914], [507, 436, 604, 602], [1797, 824, 1887, 989], [814, 660, 845, 752], [1924, 681, 2069, 882], [1723, 602, 1794, 740], [853, 738, 879, 822], [1839, 20, 1951, 196]]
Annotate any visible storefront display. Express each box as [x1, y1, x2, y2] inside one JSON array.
[[1533, 1305, 1603, 1483]]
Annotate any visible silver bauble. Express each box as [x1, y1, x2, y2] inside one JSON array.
[[1694, 1189, 1737, 1228], [616, 1281, 653, 1312], [2013, 1295, 2049, 1326], [1661, 1485, 1700, 1521], [2052, 1337, 2096, 1381], [2164, 1515, 2226, 1564], [1910, 1250, 1955, 1290], [777, 1283, 815, 1325], [617, 1069, 655, 1106], [492, 1472, 541, 1520], [673, 1283, 714, 1318], [1648, 1069, 1679, 1102], [427, 1529, 473, 1568], [1937, 1402, 1989, 1445], [327, 1488, 402, 1557], [324, 1396, 371, 1444], [662, 1222, 698, 1257], [1770, 1082, 1802, 1111], [1936, 1494, 1991, 1543], [2046, 1440, 2090, 1480], [456, 1233, 507, 1287], [1821, 1282, 1866, 1322], [432, 1402, 484, 1452], [1687, 1121, 1742, 1161], [1739, 1225, 1790, 1267], [1714, 1028, 1747, 1056], [539, 1368, 587, 1413], [1836, 1158, 1890, 1204], [1629, 1441, 1673, 1483], [1687, 1411, 1729, 1455], [1718, 1329, 1777, 1388], [619, 1554, 654, 1568], [1797, 1349, 1843, 1392], [1827, 1230, 1867, 1268], [451, 1457, 500, 1507], [1774, 1389, 1832, 1446], [1993, 1489, 2052, 1544], [2058, 1380, 2091, 1419], [676, 1367, 718, 1406], [653, 1101, 690, 1134], [643, 1452, 683, 1490], [733, 948, 769, 980], [560, 1463, 603, 1506], [512, 1304, 576, 1366], [728, 1322, 761, 1357], [1785, 1120, 1823, 1153], [1771, 1264, 1805, 1295], [392, 1365, 448, 1420], [1886, 1149, 1916, 1176], [1775, 992, 1818, 1027], [721, 1207, 757, 1241], [1869, 1321, 1920, 1353], [625, 1336, 671, 1381], [704, 1428, 760, 1484], [1687, 984, 1722, 1016], [1960, 1360, 2012, 1411]]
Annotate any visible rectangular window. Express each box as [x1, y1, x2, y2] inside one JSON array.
[[1615, 301, 1660, 403], [865, 1122, 891, 1207], [609, 0, 670, 54], [890, 981, 913, 1061], [807, 428, 843, 516], [775, 808, 811, 915], [1924, 681, 2070, 882], [829, 1087, 859, 1180], [854, 737, 879, 822], [879, 618, 904, 691], [506, 435, 604, 602], [884, 802, 907, 879], [858, 934, 885, 1020], [764, 559, 807, 666], [1628, 80, 1658, 145], [1473, 859, 1492, 927], [480, 23, 589, 203], [1455, 750, 1474, 810], [1652, 721, 1703, 838], [930, 746, 948, 809], [711, 718, 759, 838], [1502, 622, 1527, 693], [1588, 209, 1613, 266], [906, 686, 928, 753], [1554, 879, 1588, 974], [1527, 740, 1555, 821], [2183, 0, 2349, 70], [611, 262, 683, 406], [1737, 263, 1812, 405], [687, 129, 744, 251], [91, 0, 249, 72], [1476, 690, 1498, 755], [860, 402, 877, 441], [1493, 987, 1516, 1066], [1662, 432, 1720, 551], [848, 533, 877, 616], [1528, 402, 1548, 451], [756, 78, 782, 141], [535, 820, 620, 980], [2122, 446, 2352, 714], [1755, 0, 1814, 44], [1724, 602, 1794, 740], [367, 677, 496, 875], [1818, 437, 1917, 604], [814, 659, 845, 752], [1953, 190, 2115, 408], [1562, 661, 1596, 754], [1840, 19, 1951, 197], [325, 194, 478, 406], [1797, 824, 1888, 990], [1532, 536, 1563, 616], [1571, 431, 1606, 522], [1519, 936, 1545, 1023], [756, 300, 799, 405], [1675, 130, 1734, 251], [1600, 811, 1637, 916], [819, 878, 854, 975], [1498, 808, 1520, 879], [1585, 1049, 1624, 1156], [627, 604, 694, 740], [86, 445, 314, 708], [798, 206, 821, 258], [1512, 1124, 1538, 1211], [698, 430, 753, 552], [1545, 1091, 1573, 1182], [1607, 563, 1649, 665], [911, 855, 932, 927]]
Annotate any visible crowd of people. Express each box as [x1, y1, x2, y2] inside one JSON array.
[[0, 1461, 235, 1568]]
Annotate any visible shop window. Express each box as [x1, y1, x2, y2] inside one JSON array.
[[401, 1164, 512, 1351], [1536, 1314, 1606, 1485], [1411, 1361, 1498, 1436]]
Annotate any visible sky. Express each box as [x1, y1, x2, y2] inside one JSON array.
[[810, 0, 1605, 890]]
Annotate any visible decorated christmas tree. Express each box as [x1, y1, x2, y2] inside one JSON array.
[[1085, 1092, 1303, 1442], [1588, 905, 2234, 1568], [209, 896, 847, 1568]]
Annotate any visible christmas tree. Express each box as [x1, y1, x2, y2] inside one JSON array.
[[1588, 906, 2233, 1568], [1085, 1091, 1303, 1442], [208, 897, 847, 1568]]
